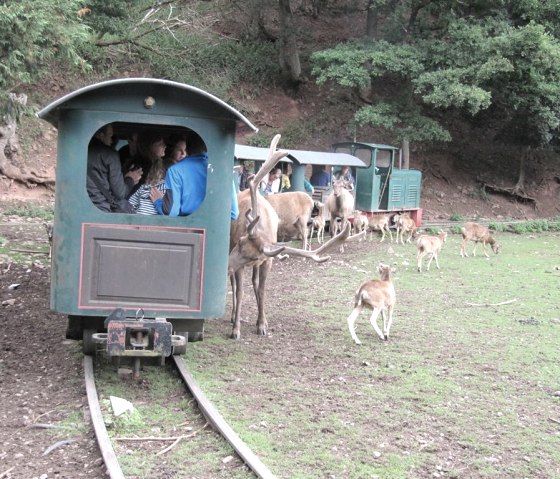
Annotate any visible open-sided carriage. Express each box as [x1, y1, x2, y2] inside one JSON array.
[[38, 78, 256, 361]]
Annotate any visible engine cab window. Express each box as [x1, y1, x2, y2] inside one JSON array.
[[86, 123, 207, 216], [376, 150, 392, 169], [352, 148, 372, 168]]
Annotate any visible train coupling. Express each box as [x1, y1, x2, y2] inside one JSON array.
[[91, 308, 187, 362]]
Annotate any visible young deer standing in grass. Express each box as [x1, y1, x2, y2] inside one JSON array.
[[367, 214, 393, 242], [394, 212, 417, 244], [460, 222, 500, 258], [346, 263, 396, 344], [416, 230, 447, 272], [352, 212, 368, 239], [309, 201, 326, 247]]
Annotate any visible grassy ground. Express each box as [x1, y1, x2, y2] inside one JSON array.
[[186, 231, 560, 479]]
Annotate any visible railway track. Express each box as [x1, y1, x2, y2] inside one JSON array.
[[83, 355, 277, 479]]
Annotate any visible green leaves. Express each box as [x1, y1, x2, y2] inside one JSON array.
[[311, 5, 560, 148], [0, 0, 91, 92]]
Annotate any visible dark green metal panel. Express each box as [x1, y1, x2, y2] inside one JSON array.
[[39, 79, 256, 324], [387, 170, 422, 209], [355, 166, 380, 211], [334, 141, 422, 213]]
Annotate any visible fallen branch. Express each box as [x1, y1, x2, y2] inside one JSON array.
[[30, 423, 70, 430], [33, 409, 56, 423], [465, 299, 517, 307], [9, 249, 49, 255], [115, 423, 208, 456], [0, 467, 14, 479], [43, 439, 76, 456], [549, 418, 560, 425]]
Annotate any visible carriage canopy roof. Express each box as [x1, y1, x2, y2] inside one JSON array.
[[37, 78, 257, 133], [234, 144, 366, 167]]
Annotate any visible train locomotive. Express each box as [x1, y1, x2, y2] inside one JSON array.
[[38, 78, 257, 363]]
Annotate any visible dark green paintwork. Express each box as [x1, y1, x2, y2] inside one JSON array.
[[38, 79, 256, 326], [333, 142, 422, 212]]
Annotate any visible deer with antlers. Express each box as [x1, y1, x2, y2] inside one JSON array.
[[228, 135, 352, 340]]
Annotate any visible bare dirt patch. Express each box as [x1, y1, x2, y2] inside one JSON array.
[[0, 262, 106, 479]]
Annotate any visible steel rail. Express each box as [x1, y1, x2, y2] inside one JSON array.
[[83, 356, 126, 479], [173, 356, 277, 479]]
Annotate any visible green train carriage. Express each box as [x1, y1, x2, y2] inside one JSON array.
[[38, 78, 257, 358]]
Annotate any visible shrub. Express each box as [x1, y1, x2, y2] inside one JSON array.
[[450, 213, 465, 221]]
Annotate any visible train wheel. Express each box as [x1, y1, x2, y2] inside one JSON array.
[[188, 331, 204, 342], [82, 329, 96, 355], [66, 316, 83, 340], [173, 332, 188, 355]]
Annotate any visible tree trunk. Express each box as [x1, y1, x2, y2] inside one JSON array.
[[0, 93, 55, 186], [513, 146, 529, 194], [278, 0, 302, 86], [401, 139, 410, 169], [366, 0, 377, 38]]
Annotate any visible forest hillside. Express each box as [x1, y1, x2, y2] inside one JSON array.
[[1, 0, 559, 220]]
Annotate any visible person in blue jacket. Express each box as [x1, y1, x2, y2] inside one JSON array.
[[150, 133, 238, 220]]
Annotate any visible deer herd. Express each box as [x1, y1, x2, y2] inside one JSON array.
[[228, 135, 501, 345]]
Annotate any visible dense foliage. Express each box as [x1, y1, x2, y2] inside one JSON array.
[[311, 1, 560, 150], [3, 0, 560, 175], [0, 0, 90, 95]]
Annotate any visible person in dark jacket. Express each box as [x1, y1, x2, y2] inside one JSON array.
[[86, 124, 142, 212], [310, 165, 332, 187]]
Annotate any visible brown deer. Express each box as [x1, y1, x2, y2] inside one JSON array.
[[325, 179, 355, 252], [367, 214, 393, 242], [309, 201, 326, 248], [460, 222, 500, 258], [394, 212, 417, 244], [228, 135, 352, 339], [352, 211, 368, 239], [266, 191, 314, 250], [416, 230, 447, 272], [346, 263, 396, 344]]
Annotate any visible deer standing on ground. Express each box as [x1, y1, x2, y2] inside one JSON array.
[[346, 263, 396, 344], [325, 179, 355, 252], [394, 213, 417, 244], [352, 212, 368, 240], [309, 201, 326, 247], [266, 191, 314, 250], [416, 230, 447, 272], [228, 135, 352, 339], [367, 214, 393, 242], [460, 222, 500, 258]]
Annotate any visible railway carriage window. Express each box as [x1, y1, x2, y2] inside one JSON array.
[[86, 124, 209, 216]]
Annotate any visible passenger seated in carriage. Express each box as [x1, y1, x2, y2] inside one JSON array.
[[150, 133, 239, 220], [86, 124, 142, 213]]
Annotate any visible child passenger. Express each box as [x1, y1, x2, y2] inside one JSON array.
[[127, 157, 167, 215]]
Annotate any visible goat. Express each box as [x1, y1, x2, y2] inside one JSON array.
[[266, 191, 314, 250], [228, 135, 352, 340], [460, 222, 500, 258], [346, 263, 396, 344], [325, 179, 355, 252], [394, 212, 417, 245], [309, 201, 326, 247], [367, 214, 393, 242], [352, 212, 368, 239], [416, 230, 447, 272]]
